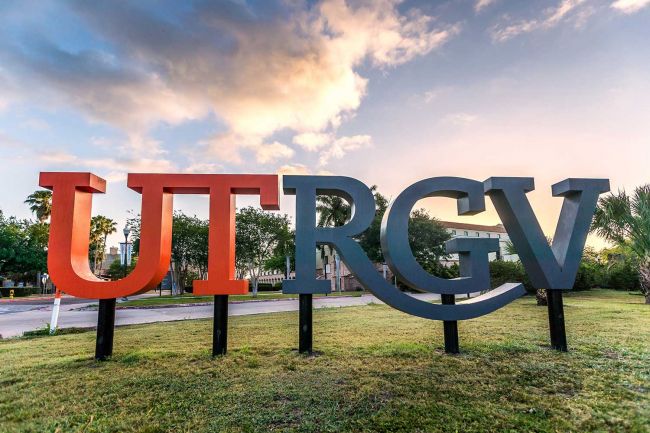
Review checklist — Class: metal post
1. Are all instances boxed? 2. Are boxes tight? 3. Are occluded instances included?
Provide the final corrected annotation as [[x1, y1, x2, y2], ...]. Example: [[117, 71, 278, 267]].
[[299, 294, 312, 354], [95, 298, 116, 360], [49, 289, 61, 334], [546, 290, 567, 352], [213, 295, 229, 356], [335, 253, 341, 293], [441, 294, 459, 354], [122, 230, 129, 278]]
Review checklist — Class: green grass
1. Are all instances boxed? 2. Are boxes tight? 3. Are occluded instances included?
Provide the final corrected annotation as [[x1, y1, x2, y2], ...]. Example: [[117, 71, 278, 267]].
[[118, 291, 364, 308], [1, 289, 648, 433]]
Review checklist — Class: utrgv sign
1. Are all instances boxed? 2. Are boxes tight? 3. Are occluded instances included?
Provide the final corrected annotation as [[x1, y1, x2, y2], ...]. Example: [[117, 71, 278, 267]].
[[40, 172, 609, 322], [41, 172, 611, 358]]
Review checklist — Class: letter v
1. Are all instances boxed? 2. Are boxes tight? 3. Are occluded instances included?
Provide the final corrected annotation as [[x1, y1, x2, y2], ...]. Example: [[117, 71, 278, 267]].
[[484, 178, 609, 290]]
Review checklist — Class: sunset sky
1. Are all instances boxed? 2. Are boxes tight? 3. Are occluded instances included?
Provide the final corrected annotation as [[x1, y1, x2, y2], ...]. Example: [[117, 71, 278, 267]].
[[0, 0, 648, 249]]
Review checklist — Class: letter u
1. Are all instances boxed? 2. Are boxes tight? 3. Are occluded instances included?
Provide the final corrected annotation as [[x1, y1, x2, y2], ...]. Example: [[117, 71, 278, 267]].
[[40, 172, 172, 299]]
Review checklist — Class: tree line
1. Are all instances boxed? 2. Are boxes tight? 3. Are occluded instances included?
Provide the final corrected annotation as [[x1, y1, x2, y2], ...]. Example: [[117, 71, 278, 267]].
[[1, 191, 120, 286], [121, 186, 452, 295], [126, 208, 294, 296]]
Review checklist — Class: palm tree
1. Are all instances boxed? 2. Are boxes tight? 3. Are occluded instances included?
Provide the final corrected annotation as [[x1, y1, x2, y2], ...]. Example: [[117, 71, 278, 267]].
[[503, 237, 551, 306], [504, 240, 517, 256], [591, 185, 650, 304], [90, 215, 117, 273], [24, 190, 52, 223], [316, 195, 350, 227], [315, 185, 382, 228], [316, 193, 351, 282]]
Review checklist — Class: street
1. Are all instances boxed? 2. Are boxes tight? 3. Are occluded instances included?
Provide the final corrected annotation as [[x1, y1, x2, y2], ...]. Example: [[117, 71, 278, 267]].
[[0, 292, 457, 339]]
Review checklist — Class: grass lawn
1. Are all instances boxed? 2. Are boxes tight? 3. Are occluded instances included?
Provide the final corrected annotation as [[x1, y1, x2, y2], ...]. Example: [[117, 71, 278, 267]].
[[118, 291, 364, 308], [1, 289, 648, 433]]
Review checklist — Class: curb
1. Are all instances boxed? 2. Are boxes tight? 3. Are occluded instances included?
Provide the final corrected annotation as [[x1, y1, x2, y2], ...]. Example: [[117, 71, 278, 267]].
[[114, 294, 367, 310]]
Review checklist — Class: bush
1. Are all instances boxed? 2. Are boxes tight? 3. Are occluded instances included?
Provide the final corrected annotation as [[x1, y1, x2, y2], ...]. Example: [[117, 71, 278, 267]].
[[573, 260, 607, 291], [605, 261, 640, 291], [489, 260, 534, 294], [428, 262, 460, 279], [255, 282, 282, 292], [0, 286, 41, 297], [106, 257, 137, 280]]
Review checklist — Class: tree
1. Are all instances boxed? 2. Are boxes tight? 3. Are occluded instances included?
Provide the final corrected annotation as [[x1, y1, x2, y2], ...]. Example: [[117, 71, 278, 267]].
[[502, 236, 551, 306], [316, 192, 353, 268], [357, 187, 389, 262], [89, 215, 117, 274], [169, 212, 208, 294], [316, 195, 350, 227], [591, 185, 650, 304], [106, 256, 137, 280], [407, 209, 452, 273], [235, 207, 292, 296], [0, 211, 48, 283], [504, 240, 517, 256], [316, 186, 387, 285], [126, 212, 142, 254], [264, 229, 295, 278], [355, 187, 450, 271], [125, 211, 209, 294], [24, 190, 52, 223]]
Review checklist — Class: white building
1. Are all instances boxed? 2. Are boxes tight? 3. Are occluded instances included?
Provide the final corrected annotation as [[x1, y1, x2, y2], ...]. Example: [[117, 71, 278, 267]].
[[439, 221, 518, 263], [257, 220, 518, 290]]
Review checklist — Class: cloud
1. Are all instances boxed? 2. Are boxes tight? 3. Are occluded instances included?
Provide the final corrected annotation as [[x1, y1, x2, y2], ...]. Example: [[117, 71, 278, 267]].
[[277, 163, 334, 175], [198, 132, 294, 165], [255, 141, 295, 164], [293, 132, 332, 152], [182, 162, 222, 174], [420, 85, 455, 104], [292, 131, 373, 166], [441, 112, 478, 126], [475, 0, 498, 13], [491, 0, 587, 42], [0, 0, 459, 166], [319, 134, 372, 165], [0, 131, 32, 149], [277, 163, 311, 175], [611, 0, 650, 13], [40, 151, 175, 182]]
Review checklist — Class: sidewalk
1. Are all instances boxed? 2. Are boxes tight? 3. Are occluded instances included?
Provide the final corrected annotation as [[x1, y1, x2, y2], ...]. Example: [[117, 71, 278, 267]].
[[0, 292, 458, 339]]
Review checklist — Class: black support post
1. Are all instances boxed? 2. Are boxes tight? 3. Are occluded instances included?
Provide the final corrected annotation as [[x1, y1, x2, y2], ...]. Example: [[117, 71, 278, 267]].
[[299, 294, 313, 354], [213, 295, 229, 356], [441, 294, 459, 354], [546, 290, 567, 352], [95, 298, 116, 361]]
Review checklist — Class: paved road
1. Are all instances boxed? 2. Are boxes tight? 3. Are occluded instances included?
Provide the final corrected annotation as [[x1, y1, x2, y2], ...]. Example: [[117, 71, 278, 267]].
[[0, 293, 464, 339]]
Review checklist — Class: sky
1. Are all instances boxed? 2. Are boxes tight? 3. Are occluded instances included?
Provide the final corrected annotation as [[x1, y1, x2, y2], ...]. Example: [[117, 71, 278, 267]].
[[0, 0, 649, 249]]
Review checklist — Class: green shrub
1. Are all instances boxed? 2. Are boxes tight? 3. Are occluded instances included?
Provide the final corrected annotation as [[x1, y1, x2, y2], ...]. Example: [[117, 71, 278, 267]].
[[428, 262, 460, 279], [255, 282, 282, 292], [489, 260, 534, 294], [605, 261, 640, 291], [0, 286, 41, 297], [573, 260, 607, 291], [106, 257, 137, 280]]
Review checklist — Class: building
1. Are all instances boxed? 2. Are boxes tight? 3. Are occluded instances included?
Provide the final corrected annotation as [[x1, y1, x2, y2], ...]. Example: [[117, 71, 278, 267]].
[[439, 221, 518, 264], [252, 220, 518, 292], [96, 246, 120, 276]]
